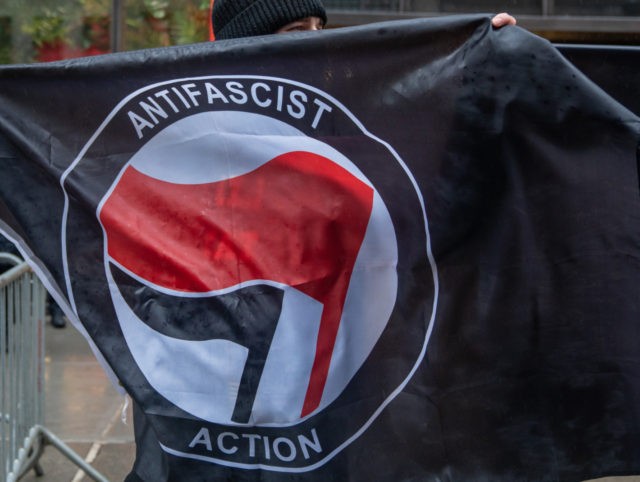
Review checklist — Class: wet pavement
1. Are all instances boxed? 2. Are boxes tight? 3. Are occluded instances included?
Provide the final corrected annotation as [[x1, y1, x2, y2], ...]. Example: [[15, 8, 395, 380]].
[[20, 320, 135, 482]]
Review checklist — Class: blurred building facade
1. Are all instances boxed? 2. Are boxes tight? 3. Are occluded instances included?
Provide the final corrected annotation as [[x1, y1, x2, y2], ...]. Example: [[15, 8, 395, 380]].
[[0, 0, 638, 64]]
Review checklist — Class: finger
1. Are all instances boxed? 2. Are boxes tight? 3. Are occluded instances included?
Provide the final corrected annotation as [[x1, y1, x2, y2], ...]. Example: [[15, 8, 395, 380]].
[[492, 12, 517, 28]]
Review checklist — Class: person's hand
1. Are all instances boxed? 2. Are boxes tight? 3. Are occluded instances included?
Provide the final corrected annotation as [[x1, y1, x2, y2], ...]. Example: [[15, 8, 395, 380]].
[[491, 12, 517, 28]]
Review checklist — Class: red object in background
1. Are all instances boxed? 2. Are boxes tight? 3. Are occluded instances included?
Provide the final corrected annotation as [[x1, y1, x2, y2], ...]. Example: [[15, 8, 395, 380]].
[[82, 15, 110, 57], [35, 41, 83, 62], [35, 40, 66, 62], [35, 16, 110, 62], [35, 42, 108, 62], [209, 0, 215, 40]]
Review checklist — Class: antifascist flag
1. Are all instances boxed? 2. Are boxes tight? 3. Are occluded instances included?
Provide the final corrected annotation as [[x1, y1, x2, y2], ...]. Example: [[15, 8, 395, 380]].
[[1, 15, 639, 481]]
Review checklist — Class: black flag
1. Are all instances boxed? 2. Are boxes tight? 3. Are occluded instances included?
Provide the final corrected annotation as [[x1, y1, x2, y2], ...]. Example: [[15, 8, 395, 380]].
[[0, 15, 639, 481]]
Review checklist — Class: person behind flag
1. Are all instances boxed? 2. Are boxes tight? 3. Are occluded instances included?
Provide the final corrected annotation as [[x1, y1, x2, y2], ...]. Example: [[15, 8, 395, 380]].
[[211, 0, 516, 40]]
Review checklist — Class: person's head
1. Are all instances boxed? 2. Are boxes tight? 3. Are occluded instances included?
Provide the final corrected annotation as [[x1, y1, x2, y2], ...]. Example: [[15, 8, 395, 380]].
[[212, 0, 327, 40]]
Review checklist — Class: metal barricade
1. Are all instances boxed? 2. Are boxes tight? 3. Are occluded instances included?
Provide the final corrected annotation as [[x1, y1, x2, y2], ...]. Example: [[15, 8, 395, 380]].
[[1, 254, 107, 482]]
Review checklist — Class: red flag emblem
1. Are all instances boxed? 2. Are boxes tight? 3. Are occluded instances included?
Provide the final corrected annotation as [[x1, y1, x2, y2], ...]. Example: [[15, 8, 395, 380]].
[[100, 150, 374, 415]]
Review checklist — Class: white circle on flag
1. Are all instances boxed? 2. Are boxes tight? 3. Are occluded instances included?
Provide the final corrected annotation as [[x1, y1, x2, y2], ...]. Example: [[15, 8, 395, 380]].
[[101, 110, 399, 425]]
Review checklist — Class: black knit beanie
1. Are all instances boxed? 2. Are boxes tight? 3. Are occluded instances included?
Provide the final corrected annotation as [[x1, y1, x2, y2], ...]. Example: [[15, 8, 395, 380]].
[[212, 0, 327, 40]]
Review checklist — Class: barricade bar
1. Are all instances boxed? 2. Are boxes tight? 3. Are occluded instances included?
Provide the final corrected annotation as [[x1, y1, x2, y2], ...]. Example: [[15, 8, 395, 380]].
[[1, 256, 107, 482]]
